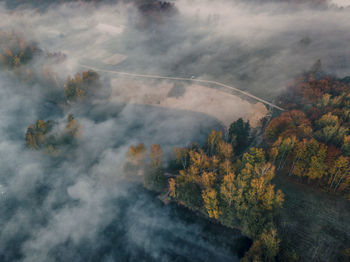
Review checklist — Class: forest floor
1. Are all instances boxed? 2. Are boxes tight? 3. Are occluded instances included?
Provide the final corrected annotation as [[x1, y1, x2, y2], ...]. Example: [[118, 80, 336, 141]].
[[273, 172, 350, 262]]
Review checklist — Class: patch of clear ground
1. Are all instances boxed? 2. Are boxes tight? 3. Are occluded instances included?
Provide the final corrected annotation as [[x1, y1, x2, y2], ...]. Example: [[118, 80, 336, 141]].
[[110, 78, 268, 128]]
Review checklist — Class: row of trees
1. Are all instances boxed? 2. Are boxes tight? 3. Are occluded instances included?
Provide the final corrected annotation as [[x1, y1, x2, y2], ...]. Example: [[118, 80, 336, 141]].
[[266, 69, 350, 198], [126, 129, 287, 261]]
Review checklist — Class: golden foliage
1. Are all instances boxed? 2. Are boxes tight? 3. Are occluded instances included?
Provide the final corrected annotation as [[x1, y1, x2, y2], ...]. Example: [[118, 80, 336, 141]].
[[64, 70, 100, 102], [202, 188, 221, 219], [127, 143, 146, 166], [169, 178, 176, 198], [220, 172, 236, 206]]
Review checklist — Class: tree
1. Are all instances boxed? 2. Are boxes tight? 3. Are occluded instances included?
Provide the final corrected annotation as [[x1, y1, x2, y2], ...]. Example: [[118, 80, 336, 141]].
[[216, 140, 234, 162], [306, 143, 327, 183], [168, 178, 176, 198], [265, 110, 312, 141], [175, 179, 202, 209], [229, 118, 250, 155], [242, 147, 266, 167], [220, 172, 236, 206], [241, 227, 280, 262], [328, 156, 350, 192], [202, 188, 221, 219], [149, 144, 163, 168], [144, 144, 166, 192], [292, 139, 319, 180], [144, 166, 167, 192], [270, 136, 298, 170], [315, 113, 347, 145], [206, 130, 223, 156], [127, 143, 146, 166], [173, 147, 189, 169], [201, 171, 216, 189], [343, 136, 350, 156]]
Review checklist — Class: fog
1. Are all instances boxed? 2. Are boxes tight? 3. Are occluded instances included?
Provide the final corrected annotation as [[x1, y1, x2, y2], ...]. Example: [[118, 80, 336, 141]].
[[0, 0, 350, 261]]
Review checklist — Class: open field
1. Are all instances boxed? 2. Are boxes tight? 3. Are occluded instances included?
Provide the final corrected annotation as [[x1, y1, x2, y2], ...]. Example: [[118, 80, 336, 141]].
[[109, 78, 268, 128]]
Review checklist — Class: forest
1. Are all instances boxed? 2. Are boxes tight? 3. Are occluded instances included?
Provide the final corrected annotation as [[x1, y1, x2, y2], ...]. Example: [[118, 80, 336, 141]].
[[3, 26, 349, 262], [268, 63, 350, 197], [125, 63, 350, 261], [126, 128, 288, 261], [0, 30, 99, 156], [1, 0, 350, 260]]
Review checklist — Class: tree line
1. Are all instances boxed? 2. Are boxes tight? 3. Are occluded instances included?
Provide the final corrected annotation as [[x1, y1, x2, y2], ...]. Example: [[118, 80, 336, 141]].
[[266, 66, 350, 198], [124, 64, 350, 261], [125, 125, 290, 261]]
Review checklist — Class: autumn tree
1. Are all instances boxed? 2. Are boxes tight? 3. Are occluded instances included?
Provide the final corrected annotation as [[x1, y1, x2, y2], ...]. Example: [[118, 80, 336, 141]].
[[270, 136, 298, 170], [220, 172, 236, 207], [149, 144, 163, 168], [267, 69, 350, 196], [242, 227, 281, 262], [202, 188, 221, 219], [328, 156, 350, 192], [141, 130, 285, 259], [126, 143, 146, 167], [173, 146, 190, 170], [265, 110, 312, 141], [306, 143, 327, 183], [205, 130, 223, 156]]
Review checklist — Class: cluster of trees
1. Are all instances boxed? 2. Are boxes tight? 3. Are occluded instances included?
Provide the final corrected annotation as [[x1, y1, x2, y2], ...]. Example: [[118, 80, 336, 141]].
[[64, 70, 101, 102], [126, 128, 286, 261], [0, 30, 69, 87], [0, 31, 101, 103], [170, 132, 285, 261], [25, 114, 81, 155], [266, 70, 350, 198], [0, 30, 40, 69]]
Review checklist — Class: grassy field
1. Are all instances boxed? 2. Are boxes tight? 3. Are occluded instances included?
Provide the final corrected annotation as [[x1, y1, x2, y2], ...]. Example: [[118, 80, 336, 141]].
[[274, 173, 350, 261]]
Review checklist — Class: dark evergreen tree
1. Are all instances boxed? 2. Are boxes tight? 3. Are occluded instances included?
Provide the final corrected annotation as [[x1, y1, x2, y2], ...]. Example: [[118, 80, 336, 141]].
[[228, 118, 251, 155]]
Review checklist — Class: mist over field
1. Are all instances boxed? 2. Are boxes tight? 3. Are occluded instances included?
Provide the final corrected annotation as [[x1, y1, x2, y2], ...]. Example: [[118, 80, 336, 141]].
[[0, 0, 350, 261]]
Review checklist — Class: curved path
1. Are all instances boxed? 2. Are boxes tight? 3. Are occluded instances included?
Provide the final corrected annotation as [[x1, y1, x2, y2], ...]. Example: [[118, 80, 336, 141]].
[[79, 64, 285, 112]]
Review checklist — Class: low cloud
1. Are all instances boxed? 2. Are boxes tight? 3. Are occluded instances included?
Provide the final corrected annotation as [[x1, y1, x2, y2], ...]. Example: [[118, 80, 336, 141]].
[[0, 0, 349, 261]]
